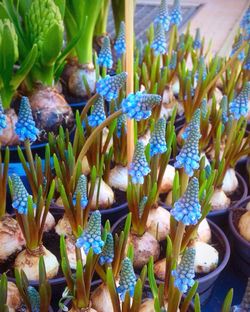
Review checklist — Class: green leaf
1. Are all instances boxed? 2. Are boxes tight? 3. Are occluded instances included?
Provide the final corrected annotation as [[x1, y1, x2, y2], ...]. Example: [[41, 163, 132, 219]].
[[106, 267, 121, 312], [54, 0, 65, 17], [194, 293, 201, 312], [180, 281, 198, 312], [221, 289, 233, 312]]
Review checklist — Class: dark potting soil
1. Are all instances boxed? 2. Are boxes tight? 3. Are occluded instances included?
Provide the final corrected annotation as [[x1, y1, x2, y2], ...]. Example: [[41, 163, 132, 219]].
[[110, 188, 127, 209]]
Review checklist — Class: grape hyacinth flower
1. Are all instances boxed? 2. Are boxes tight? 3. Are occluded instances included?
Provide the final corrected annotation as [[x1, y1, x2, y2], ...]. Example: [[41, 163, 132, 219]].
[[15, 96, 39, 142], [193, 28, 201, 50], [178, 33, 185, 51], [117, 113, 127, 138], [99, 233, 114, 265], [182, 109, 200, 140], [240, 6, 250, 40], [229, 82, 250, 120], [172, 247, 196, 293], [201, 98, 207, 119], [137, 39, 144, 64], [230, 34, 245, 61], [243, 48, 250, 70], [11, 174, 31, 215], [72, 174, 88, 209], [114, 21, 126, 58], [27, 286, 40, 312], [122, 91, 161, 121], [220, 95, 229, 124], [117, 257, 137, 301], [128, 141, 151, 184], [139, 195, 148, 218], [97, 36, 113, 69], [195, 56, 207, 82], [169, 51, 177, 70], [0, 99, 7, 134], [171, 177, 201, 225], [76, 211, 104, 255], [170, 0, 182, 26], [231, 277, 250, 311], [96, 72, 127, 102], [150, 117, 167, 156], [88, 95, 106, 127], [151, 23, 167, 55], [175, 118, 200, 176], [154, 0, 170, 31]]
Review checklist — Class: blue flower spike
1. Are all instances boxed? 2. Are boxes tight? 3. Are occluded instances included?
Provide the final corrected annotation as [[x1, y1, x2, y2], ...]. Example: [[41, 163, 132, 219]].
[[73, 174, 88, 209], [11, 174, 30, 215], [240, 6, 250, 40], [193, 28, 201, 50], [150, 117, 167, 157], [114, 21, 126, 58], [96, 72, 127, 102], [117, 257, 137, 301], [27, 286, 40, 312], [195, 56, 207, 82], [76, 211, 104, 255], [243, 48, 250, 70], [171, 177, 201, 225], [170, 0, 182, 26], [151, 23, 167, 56], [128, 141, 151, 184], [15, 96, 39, 142], [99, 233, 114, 265], [229, 82, 250, 120], [182, 108, 201, 140], [97, 36, 113, 69], [88, 95, 106, 127], [231, 277, 250, 311], [117, 113, 127, 138], [122, 91, 162, 121], [0, 98, 7, 134], [230, 34, 245, 61], [169, 51, 177, 70], [172, 247, 196, 293], [178, 33, 185, 51], [154, 0, 170, 31], [139, 196, 148, 218], [201, 98, 207, 119], [220, 95, 229, 124]]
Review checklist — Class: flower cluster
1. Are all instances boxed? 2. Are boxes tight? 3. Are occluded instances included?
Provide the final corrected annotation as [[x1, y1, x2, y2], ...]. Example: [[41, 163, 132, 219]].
[[169, 51, 177, 70], [97, 36, 113, 69], [0, 99, 6, 134], [11, 174, 30, 215], [240, 6, 250, 40], [139, 196, 148, 218], [230, 34, 245, 61], [88, 95, 106, 127], [27, 286, 40, 312], [182, 109, 200, 140], [149, 117, 167, 156], [114, 21, 126, 58], [76, 211, 104, 255], [220, 95, 229, 124], [195, 56, 207, 82], [122, 91, 161, 121], [229, 82, 250, 120], [99, 232, 114, 265], [128, 141, 150, 184], [15, 96, 39, 142], [171, 177, 201, 225], [178, 33, 185, 51], [243, 48, 250, 70], [96, 72, 127, 102], [154, 0, 170, 31], [172, 247, 196, 293], [117, 113, 127, 138], [117, 257, 137, 301], [72, 174, 88, 209], [170, 0, 182, 26], [151, 23, 167, 55], [193, 28, 201, 50], [200, 98, 207, 119]]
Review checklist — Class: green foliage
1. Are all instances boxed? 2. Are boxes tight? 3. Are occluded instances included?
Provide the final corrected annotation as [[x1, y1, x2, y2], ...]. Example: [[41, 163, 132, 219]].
[[0, 274, 9, 312], [0, 147, 9, 217]]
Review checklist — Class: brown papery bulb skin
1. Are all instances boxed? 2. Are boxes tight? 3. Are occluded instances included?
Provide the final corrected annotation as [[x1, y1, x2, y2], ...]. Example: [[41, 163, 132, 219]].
[[0, 109, 19, 146], [91, 283, 114, 312], [7, 281, 22, 312]]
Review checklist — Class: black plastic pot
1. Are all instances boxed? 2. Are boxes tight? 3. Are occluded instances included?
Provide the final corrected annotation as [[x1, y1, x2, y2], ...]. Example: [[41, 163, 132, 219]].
[[228, 196, 250, 277], [235, 156, 250, 195], [111, 215, 230, 306], [0, 211, 66, 305]]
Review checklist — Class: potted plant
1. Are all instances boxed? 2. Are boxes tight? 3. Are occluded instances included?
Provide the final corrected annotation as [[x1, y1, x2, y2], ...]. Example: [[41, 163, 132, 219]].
[[0, 273, 22, 312]]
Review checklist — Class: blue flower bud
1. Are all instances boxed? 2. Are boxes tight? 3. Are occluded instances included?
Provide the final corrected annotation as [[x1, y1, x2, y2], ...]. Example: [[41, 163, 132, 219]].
[[99, 233, 114, 265], [114, 21, 126, 58], [169, 51, 177, 70], [154, 0, 170, 31], [88, 95, 106, 127], [150, 117, 167, 156], [128, 141, 150, 184], [200, 98, 207, 119], [243, 48, 250, 70], [240, 6, 250, 40], [117, 257, 137, 301], [170, 0, 182, 26], [172, 247, 196, 293], [195, 56, 207, 82], [97, 36, 113, 69], [171, 177, 201, 225], [96, 72, 127, 102], [15, 96, 39, 142], [117, 113, 127, 138], [11, 174, 31, 215], [220, 95, 229, 124], [182, 109, 200, 141], [76, 211, 104, 255], [0, 98, 7, 134], [151, 23, 167, 56], [27, 286, 40, 312], [178, 33, 185, 51], [193, 28, 201, 50], [230, 34, 245, 61], [139, 196, 148, 217], [122, 91, 161, 121], [73, 174, 88, 209], [229, 82, 250, 120]]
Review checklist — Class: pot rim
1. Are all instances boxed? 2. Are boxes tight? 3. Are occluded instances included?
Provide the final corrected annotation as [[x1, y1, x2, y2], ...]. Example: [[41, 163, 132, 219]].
[[2, 141, 47, 152], [228, 195, 250, 249]]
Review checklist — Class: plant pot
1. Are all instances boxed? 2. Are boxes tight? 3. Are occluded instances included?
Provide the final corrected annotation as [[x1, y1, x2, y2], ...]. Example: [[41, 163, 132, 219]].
[[235, 157, 250, 195], [0, 211, 66, 305], [228, 196, 250, 277], [112, 215, 230, 306], [57, 280, 195, 312]]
